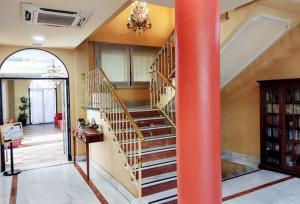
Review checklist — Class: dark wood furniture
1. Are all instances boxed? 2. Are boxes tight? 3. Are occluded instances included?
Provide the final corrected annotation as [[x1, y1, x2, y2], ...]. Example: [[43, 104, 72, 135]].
[[72, 128, 103, 180], [259, 79, 300, 177]]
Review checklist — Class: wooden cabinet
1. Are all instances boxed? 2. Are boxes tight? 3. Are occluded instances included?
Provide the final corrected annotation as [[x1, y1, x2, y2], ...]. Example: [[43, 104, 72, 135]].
[[259, 79, 300, 176]]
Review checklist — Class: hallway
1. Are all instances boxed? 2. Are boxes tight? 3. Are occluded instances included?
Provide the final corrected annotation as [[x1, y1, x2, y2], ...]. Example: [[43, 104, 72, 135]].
[[5, 124, 67, 170]]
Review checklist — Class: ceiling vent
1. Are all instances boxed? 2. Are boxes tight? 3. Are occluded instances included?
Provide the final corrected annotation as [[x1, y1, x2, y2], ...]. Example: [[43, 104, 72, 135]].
[[20, 2, 93, 28]]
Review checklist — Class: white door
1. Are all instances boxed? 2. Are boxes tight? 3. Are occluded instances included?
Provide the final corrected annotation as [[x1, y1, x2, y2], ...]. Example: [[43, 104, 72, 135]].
[[30, 88, 56, 124]]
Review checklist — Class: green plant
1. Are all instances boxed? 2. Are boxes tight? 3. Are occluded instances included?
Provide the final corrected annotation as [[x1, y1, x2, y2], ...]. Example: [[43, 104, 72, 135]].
[[18, 97, 29, 125]]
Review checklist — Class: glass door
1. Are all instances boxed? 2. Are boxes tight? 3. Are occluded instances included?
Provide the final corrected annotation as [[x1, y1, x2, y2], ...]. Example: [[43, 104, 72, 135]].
[[284, 88, 300, 169], [263, 88, 281, 166]]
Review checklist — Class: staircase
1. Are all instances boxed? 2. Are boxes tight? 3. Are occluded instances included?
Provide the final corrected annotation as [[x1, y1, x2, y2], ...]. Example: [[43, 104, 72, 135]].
[[127, 108, 177, 201], [83, 30, 177, 203]]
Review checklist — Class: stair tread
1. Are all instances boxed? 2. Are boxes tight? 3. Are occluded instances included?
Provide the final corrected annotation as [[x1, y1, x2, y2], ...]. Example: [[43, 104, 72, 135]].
[[129, 144, 176, 156], [121, 134, 176, 145], [132, 156, 176, 170], [142, 157, 177, 168], [115, 125, 173, 134], [144, 134, 176, 142], [140, 125, 173, 131], [141, 188, 178, 203], [134, 116, 165, 121], [111, 116, 165, 123], [142, 172, 177, 187], [128, 108, 159, 112], [142, 171, 177, 186]]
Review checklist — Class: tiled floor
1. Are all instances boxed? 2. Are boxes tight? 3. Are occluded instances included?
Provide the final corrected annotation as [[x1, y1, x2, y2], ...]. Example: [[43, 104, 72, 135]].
[[5, 124, 67, 170], [0, 173, 12, 204], [16, 164, 100, 204], [78, 161, 131, 204], [2, 164, 300, 204], [223, 177, 300, 204]]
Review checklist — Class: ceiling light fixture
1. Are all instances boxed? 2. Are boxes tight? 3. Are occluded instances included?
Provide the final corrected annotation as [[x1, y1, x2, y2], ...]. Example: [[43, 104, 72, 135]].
[[42, 60, 65, 85], [127, 1, 152, 32], [32, 35, 45, 42]]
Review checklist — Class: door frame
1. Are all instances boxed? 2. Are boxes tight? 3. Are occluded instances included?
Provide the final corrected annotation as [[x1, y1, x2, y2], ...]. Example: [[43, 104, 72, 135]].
[[0, 77, 72, 172]]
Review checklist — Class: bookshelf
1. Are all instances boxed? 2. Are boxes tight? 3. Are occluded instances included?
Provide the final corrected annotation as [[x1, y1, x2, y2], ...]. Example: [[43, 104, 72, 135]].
[[259, 79, 300, 176]]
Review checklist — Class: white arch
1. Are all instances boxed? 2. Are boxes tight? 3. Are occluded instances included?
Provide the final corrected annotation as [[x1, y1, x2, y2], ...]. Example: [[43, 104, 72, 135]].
[[0, 49, 68, 78]]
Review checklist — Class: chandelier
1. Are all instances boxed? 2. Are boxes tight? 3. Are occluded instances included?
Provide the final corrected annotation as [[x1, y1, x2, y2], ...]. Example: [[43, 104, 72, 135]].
[[127, 1, 152, 32], [42, 60, 65, 85]]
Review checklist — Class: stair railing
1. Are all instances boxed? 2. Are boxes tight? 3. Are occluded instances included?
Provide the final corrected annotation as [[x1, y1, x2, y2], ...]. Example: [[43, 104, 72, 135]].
[[150, 70, 176, 127], [150, 29, 175, 81], [150, 30, 176, 127], [83, 69, 143, 197]]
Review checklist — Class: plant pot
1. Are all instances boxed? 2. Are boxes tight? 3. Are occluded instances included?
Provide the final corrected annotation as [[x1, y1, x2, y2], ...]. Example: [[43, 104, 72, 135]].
[[18, 119, 27, 126]]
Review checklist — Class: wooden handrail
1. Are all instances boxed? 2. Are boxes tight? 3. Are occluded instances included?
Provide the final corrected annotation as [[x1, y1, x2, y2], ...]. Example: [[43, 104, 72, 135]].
[[98, 68, 144, 142], [150, 29, 175, 69]]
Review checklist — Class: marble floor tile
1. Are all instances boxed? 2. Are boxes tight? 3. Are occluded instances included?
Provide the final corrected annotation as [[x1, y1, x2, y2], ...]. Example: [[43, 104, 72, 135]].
[[222, 170, 288, 197], [77, 161, 131, 204], [224, 178, 300, 204], [16, 164, 100, 204]]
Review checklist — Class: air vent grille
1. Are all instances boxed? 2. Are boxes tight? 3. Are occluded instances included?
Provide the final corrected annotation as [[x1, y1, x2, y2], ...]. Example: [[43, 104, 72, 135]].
[[20, 2, 93, 28], [37, 13, 76, 27]]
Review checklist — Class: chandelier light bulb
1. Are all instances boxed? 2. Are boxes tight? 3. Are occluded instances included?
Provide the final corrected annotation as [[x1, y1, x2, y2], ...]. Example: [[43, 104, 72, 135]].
[[127, 1, 152, 32]]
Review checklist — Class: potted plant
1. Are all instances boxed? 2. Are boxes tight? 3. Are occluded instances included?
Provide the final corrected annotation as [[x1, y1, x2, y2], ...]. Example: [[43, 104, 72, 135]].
[[18, 97, 29, 126]]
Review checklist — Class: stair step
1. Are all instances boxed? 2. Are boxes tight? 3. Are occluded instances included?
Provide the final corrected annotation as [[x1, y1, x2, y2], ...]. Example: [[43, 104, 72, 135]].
[[142, 188, 178, 204], [142, 175, 177, 196], [132, 157, 177, 178], [121, 134, 176, 145], [129, 144, 176, 156], [111, 116, 166, 129], [142, 171, 177, 185], [120, 134, 176, 152], [130, 144, 176, 164], [153, 197, 177, 204], [129, 109, 161, 118], [115, 125, 173, 137], [142, 157, 177, 168]]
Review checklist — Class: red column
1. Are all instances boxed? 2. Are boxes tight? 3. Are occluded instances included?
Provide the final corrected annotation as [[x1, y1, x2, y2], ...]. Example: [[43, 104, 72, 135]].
[[175, 0, 221, 204]]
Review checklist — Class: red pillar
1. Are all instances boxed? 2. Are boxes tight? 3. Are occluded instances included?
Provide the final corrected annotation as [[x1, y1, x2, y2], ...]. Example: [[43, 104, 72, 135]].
[[175, 0, 221, 204]]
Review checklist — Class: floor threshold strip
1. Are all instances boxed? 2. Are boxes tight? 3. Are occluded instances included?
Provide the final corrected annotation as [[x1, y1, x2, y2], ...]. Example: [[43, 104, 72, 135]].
[[222, 175, 295, 202], [74, 163, 109, 204]]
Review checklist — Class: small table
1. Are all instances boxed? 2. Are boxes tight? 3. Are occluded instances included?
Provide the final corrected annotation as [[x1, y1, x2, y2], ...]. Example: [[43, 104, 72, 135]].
[[72, 128, 103, 180]]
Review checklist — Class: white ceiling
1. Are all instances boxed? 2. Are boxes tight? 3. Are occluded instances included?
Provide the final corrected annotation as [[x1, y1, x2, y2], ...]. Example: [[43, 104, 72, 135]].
[[0, 0, 257, 49], [220, 0, 300, 88], [221, 14, 291, 87], [145, 0, 255, 13], [0, 0, 127, 48]]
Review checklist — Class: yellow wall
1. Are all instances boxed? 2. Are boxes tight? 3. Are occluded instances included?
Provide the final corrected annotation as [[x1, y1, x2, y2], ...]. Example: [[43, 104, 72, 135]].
[[221, 25, 300, 157], [89, 4, 175, 47], [13, 80, 30, 124], [116, 87, 150, 102], [2, 80, 15, 122]]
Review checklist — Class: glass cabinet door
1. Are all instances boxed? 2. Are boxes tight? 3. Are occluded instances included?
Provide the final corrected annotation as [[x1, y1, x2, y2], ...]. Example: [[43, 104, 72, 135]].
[[263, 88, 281, 166], [284, 88, 300, 169]]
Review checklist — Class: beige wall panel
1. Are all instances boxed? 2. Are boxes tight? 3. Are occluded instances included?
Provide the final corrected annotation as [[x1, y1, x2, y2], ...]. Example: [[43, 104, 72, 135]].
[[222, 25, 300, 157]]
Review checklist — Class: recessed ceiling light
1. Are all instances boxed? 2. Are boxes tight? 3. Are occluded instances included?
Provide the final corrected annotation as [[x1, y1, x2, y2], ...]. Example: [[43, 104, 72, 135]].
[[32, 35, 45, 42]]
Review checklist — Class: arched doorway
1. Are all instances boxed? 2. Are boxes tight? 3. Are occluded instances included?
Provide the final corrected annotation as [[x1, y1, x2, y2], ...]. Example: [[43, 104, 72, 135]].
[[0, 49, 71, 172]]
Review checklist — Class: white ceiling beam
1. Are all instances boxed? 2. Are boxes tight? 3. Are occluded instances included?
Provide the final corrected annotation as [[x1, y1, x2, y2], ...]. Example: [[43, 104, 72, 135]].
[[144, 0, 255, 13]]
